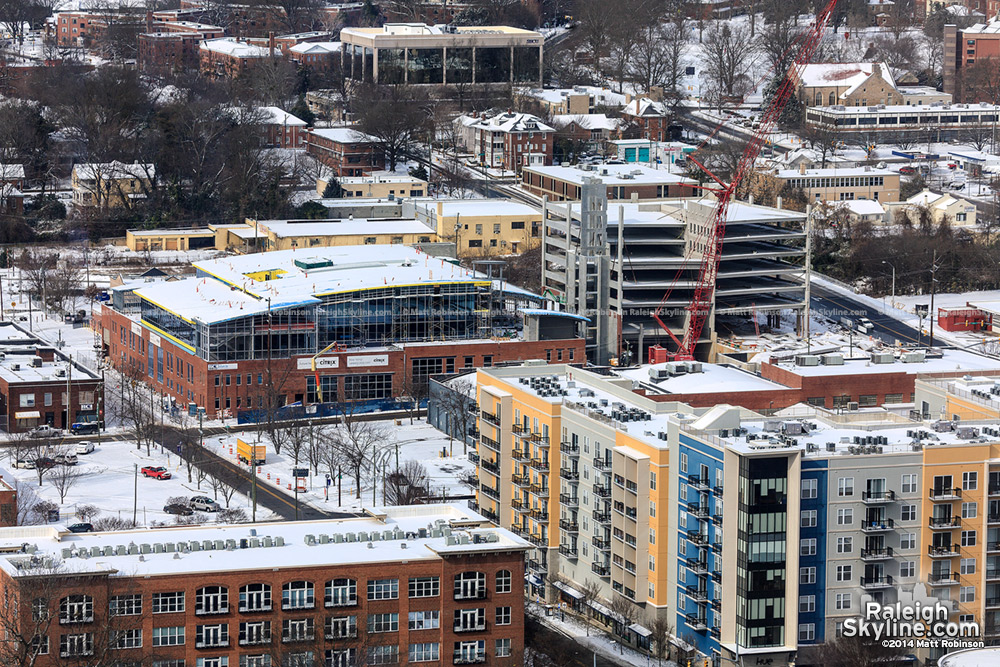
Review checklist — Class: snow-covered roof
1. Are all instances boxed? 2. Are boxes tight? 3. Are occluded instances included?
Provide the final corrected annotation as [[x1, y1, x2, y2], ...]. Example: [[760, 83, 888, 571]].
[[766, 348, 1000, 377], [775, 166, 895, 178], [308, 127, 377, 144], [288, 41, 341, 54], [939, 648, 1000, 667], [825, 199, 884, 216], [524, 163, 697, 187], [901, 189, 961, 210], [551, 113, 622, 131], [417, 199, 540, 218], [258, 106, 308, 126], [199, 37, 271, 57], [618, 362, 786, 395], [621, 97, 667, 118], [0, 504, 530, 578], [340, 172, 426, 185], [0, 164, 25, 181], [470, 112, 554, 134], [73, 162, 156, 181], [798, 62, 896, 98], [257, 218, 435, 238], [519, 86, 627, 107]]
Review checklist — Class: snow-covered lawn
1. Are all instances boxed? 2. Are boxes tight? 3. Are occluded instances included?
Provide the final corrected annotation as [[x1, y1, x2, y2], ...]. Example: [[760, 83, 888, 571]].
[[6, 438, 276, 527], [201, 418, 475, 513]]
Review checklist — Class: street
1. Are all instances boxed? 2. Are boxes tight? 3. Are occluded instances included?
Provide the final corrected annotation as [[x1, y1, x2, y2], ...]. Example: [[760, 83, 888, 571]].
[[526, 615, 626, 667], [811, 283, 939, 348]]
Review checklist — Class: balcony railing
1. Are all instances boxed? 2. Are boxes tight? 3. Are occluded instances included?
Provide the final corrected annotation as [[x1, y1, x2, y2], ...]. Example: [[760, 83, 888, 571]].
[[593, 458, 610, 471], [58, 614, 94, 626], [861, 547, 894, 561], [688, 474, 711, 492], [527, 558, 547, 573], [529, 509, 549, 522], [453, 622, 488, 633], [862, 490, 896, 503], [687, 531, 709, 546], [990, 484, 1000, 497], [325, 629, 357, 640], [990, 513, 1000, 525], [480, 435, 500, 451], [512, 423, 528, 435], [929, 516, 961, 530], [560, 494, 579, 507], [481, 459, 500, 475], [468, 452, 480, 465], [480, 410, 500, 426], [324, 596, 357, 608], [195, 606, 229, 616], [685, 586, 709, 602], [528, 458, 550, 472], [454, 588, 487, 601], [560, 442, 579, 455], [929, 487, 961, 501], [592, 536, 610, 551], [687, 557, 709, 574], [281, 632, 315, 643], [928, 571, 958, 586], [591, 562, 610, 576], [989, 541, 1000, 553], [687, 502, 710, 519], [928, 544, 959, 558], [530, 433, 550, 446], [560, 468, 579, 481], [511, 499, 528, 512], [987, 598, 1000, 609], [861, 518, 895, 532], [860, 575, 894, 589], [593, 484, 611, 498], [685, 614, 708, 631], [529, 485, 549, 498], [238, 634, 271, 645], [482, 508, 499, 524], [453, 651, 487, 664], [592, 510, 611, 524], [480, 486, 500, 501], [195, 638, 230, 648], [512, 474, 531, 487], [987, 569, 1000, 582], [238, 604, 272, 614], [510, 449, 528, 461], [559, 545, 578, 558], [559, 519, 579, 532]]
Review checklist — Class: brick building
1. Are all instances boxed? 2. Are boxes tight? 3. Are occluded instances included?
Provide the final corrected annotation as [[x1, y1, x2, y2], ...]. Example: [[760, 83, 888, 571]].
[[305, 127, 383, 177], [0, 504, 529, 666], [0, 467, 16, 527], [90, 245, 584, 419], [0, 324, 103, 432], [257, 107, 309, 149], [288, 41, 342, 71], [944, 19, 1000, 101], [137, 20, 223, 72], [521, 164, 697, 201], [455, 112, 554, 174], [199, 37, 274, 77], [620, 97, 672, 142]]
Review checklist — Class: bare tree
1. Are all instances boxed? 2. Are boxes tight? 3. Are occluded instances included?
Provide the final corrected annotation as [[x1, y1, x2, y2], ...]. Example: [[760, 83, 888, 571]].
[[207, 462, 242, 508], [437, 378, 476, 455], [607, 594, 638, 653], [385, 461, 430, 505], [13, 481, 41, 526], [353, 83, 433, 172], [332, 407, 392, 499], [48, 462, 84, 505], [650, 617, 673, 664], [577, 579, 602, 637], [116, 364, 156, 454], [702, 22, 756, 110]]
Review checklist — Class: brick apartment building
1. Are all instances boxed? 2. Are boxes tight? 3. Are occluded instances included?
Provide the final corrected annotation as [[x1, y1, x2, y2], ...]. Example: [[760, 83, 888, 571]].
[[288, 41, 342, 72], [199, 37, 275, 77], [456, 112, 554, 174], [620, 97, 672, 142], [0, 505, 529, 666], [521, 164, 698, 201], [944, 19, 1000, 101], [257, 107, 309, 149], [0, 467, 16, 527], [305, 128, 383, 177], [90, 246, 584, 419]]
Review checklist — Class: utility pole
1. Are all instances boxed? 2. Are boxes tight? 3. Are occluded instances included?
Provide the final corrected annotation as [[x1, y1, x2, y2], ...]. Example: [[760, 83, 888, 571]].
[[338, 466, 342, 505], [803, 206, 812, 351], [929, 249, 939, 348], [132, 463, 138, 525], [65, 354, 72, 430]]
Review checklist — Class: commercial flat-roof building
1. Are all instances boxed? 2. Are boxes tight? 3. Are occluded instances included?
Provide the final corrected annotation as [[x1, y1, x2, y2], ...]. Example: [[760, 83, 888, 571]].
[[252, 217, 437, 251], [340, 23, 543, 86], [752, 163, 900, 205], [0, 504, 530, 666], [804, 103, 1000, 142], [91, 245, 583, 418], [407, 199, 542, 256], [944, 19, 1000, 101], [317, 173, 428, 199], [522, 163, 698, 201]]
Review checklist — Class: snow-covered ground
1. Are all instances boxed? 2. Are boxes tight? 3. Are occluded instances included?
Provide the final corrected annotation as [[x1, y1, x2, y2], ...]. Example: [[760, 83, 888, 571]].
[[200, 418, 475, 513], [6, 438, 276, 527]]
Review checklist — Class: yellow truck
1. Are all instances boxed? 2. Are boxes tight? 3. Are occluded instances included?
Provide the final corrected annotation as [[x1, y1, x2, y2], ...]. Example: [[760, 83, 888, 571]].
[[237, 438, 267, 465]]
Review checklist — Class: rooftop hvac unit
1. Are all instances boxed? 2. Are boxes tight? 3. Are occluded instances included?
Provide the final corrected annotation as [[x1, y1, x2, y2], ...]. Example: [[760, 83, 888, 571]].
[[763, 419, 782, 432], [688, 362, 703, 373], [55, 369, 66, 378], [782, 421, 804, 436], [901, 350, 925, 364], [822, 354, 844, 366], [10, 363, 19, 371], [795, 355, 820, 367], [30, 357, 42, 368], [848, 402, 859, 411], [871, 352, 894, 364], [956, 426, 980, 439], [826, 442, 836, 451]]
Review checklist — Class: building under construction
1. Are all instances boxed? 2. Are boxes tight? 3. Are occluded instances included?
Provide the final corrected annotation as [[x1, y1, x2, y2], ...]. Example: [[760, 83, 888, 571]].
[[540, 178, 808, 363]]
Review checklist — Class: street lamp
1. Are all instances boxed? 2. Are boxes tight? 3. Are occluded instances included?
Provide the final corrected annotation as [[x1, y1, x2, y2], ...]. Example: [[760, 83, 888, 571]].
[[881, 260, 896, 310]]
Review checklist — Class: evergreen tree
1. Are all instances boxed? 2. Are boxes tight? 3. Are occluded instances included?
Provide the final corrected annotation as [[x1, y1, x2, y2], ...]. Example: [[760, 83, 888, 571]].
[[322, 177, 344, 198]]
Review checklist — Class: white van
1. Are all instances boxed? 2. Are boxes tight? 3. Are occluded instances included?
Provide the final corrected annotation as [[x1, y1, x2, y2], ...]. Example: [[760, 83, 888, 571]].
[[75, 441, 95, 455]]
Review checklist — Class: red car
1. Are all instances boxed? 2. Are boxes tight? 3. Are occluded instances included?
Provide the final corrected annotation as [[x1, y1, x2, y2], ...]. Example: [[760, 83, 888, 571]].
[[141, 466, 171, 480], [899, 166, 916, 175]]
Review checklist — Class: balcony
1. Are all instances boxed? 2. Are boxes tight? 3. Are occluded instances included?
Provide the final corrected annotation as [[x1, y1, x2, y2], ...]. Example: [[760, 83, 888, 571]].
[[527, 559, 547, 573], [593, 484, 611, 498], [560, 442, 579, 456], [528, 458, 550, 472], [686, 557, 709, 574], [454, 588, 487, 601], [687, 531, 709, 546], [529, 509, 549, 522], [928, 544, 959, 558], [592, 510, 611, 524], [990, 541, 1000, 553], [282, 632, 315, 643], [481, 459, 500, 475], [686, 586, 709, 603], [711, 598, 722, 611], [559, 518, 579, 533], [510, 448, 528, 462], [481, 508, 499, 524], [480, 486, 500, 501], [592, 562, 610, 576], [990, 513, 1000, 525], [929, 516, 961, 530], [710, 625, 721, 639], [480, 435, 500, 452], [324, 596, 357, 608], [988, 569, 1000, 582], [560, 468, 580, 481], [529, 485, 549, 498], [928, 571, 958, 586], [453, 622, 488, 633], [711, 570, 721, 583], [530, 433, 550, 447], [238, 604, 272, 614], [511, 499, 528, 513], [860, 575, 894, 589], [592, 536, 610, 551], [593, 457, 610, 471], [512, 423, 528, 436], [195, 606, 229, 616], [195, 639, 230, 648], [685, 614, 708, 631], [58, 614, 94, 626], [454, 651, 487, 665], [862, 490, 896, 504], [861, 547, 894, 561], [929, 487, 961, 501], [512, 474, 531, 488], [239, 633, 271, 646], [468, 452, 479, 465], [861, 518, 895, 533], [990, 484, 1000, 497], [688, 474, 711, 492], [687, 502, 711, 519], [480, 410, 500, 426], [325, 629, 357, 640], [559, 545, 578, 559], [560, 493, 579, 506]]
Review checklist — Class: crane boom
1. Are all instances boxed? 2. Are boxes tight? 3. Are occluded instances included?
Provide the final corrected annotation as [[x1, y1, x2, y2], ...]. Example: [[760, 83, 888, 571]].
[[652, 0, 840, 361]]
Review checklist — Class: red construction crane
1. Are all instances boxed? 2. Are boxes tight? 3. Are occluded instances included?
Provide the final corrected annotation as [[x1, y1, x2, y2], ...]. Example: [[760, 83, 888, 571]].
[[650, 0, 840, 362]]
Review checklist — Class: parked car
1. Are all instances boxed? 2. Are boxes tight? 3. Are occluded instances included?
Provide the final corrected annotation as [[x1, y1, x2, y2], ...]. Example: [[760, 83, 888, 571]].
[[67, 523, 93, 533], [53, 452, 78, 466], [71, 422, 99, 435], [35, 457, 57, 470], [13, 458, 35, 469], [899, 166, 916, 175], [30, 425, 61, 438], [190, 496, 220, 512], [75, 441, 95, 455], [163, 503, 193, 516], [141, 466, 171, 480]]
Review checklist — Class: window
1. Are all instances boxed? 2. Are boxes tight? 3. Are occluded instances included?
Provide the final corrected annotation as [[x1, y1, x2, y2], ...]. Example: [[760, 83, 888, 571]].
[[837, 508, 853, 525], [799, 624, 816, 642], [368, 613, 399, 634], [900, 561, 915, 577], [800, 567, 816, 585], [110, 594, 142, 617], [326, 649, 356, 667], [282, 581, 314, 610], [800, 595, 816, 613], [326, 579, 357, 607], [32, 598, 49, 622], [326, 615, 357, 639], [838, 477, 854, 497], [367, 579, 398, 601], [964, 471, 978, 490], [454, 608, 486, 632], [800, 538, 817, 556], [801, 510, 817, 528], [962, 530, 978, 547], [367, 645, 399, 665], [454, 572, 486, 599], [59, 633, 93, 657], [408, 577, 440, 598], [30, 635, 49, 655], [801, 478, 817, 499], [836, 565, 852, 582], [901, 532, 916, 550], [282, 618, 315, 642], [409, 643, 440, 662], [152, 626, 185, 647], [837, 536, 853, 554], [239, 656, 272, 667], [835, 593, 851, 610], [197, 659, 229, 667], [240, 584, 272, 612], [409, 610, 440, 630], [901, 504, 916, 521], [963, 502, 978, 519], [496, 638, 512, 658], [496, 607, 511, 626], [901, 474, 917, 494], [960, 586, 975, 603], [680, 453, 688, 473], [961, 558, 976, 575], [195, 587, 228, 615], [19, 394, 35, 407], [59, 595, 94, 624], [195, 624, 229, 648], [113, 629, 142, 649], [152, 592, 185, 614], [238, 620, 271, 645], [495, 570, 512, 593]]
